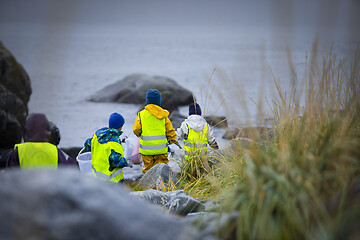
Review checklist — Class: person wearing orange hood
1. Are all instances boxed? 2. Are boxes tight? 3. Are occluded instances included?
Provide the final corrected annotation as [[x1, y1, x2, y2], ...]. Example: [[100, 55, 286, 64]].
[[133, 89, 178, 174]]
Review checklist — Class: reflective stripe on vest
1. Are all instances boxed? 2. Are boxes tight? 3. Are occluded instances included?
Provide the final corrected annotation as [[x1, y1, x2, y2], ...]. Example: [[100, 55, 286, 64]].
[[91, 135, 124, 182], [141, 135, 166, 141], [15, 142, 58, 169], [92, 166, 123, 180], [139, 109, 168, 155], [183, 125, 208, 160]]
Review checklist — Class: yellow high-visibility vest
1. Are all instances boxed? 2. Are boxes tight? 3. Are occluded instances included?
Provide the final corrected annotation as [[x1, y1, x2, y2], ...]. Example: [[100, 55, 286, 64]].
[[15, 142, 58, 169], [139, 109, 168, 155], [91, 135, 124, 183], [183, 125, 208, 160]]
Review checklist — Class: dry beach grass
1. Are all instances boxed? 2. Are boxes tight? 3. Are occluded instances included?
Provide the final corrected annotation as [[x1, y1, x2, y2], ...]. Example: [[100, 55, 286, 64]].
[[176, 42, 360, 239]]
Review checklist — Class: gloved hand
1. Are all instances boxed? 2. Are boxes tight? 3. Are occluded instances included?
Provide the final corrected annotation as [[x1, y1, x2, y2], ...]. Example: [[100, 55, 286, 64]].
[[121, 135, 128, 143], [127, 159, 134, 168]]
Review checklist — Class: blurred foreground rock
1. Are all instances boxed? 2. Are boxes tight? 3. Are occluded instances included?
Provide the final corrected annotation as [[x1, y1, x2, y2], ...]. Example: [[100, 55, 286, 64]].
[[0, 168, 198, 240], [137, 163, 179, 190], [0, 41, 32, 148], [184, 211, 238, 240], [88, 73, 193, 112], [130, 189, 205, 216]]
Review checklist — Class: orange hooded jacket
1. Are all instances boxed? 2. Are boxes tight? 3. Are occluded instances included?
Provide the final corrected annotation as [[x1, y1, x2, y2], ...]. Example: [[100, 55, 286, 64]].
[[133, 104, 178, 144]]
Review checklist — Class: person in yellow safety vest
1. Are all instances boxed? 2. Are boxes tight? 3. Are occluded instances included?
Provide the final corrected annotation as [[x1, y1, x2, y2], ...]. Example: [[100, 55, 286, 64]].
[[84, 112, 132, 183], [176, 103, 219, 160], [6, 113, 76, 168], [133, 89, 178, 175]]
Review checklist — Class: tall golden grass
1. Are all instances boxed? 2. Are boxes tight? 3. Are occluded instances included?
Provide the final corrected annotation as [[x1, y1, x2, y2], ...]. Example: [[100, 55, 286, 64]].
[[181, 42, 360, 239]]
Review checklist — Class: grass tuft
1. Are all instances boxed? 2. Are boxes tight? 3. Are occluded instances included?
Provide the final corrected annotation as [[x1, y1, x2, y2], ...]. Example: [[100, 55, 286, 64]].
[[179, 43, 360, 239]]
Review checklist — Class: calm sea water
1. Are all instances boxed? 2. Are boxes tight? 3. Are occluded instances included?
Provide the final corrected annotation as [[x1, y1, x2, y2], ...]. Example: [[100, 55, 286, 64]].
[[1, 1, 358, 148]]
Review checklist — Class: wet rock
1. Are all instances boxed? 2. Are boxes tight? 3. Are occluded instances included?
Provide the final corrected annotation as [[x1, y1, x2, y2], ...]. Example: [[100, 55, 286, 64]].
[[169, 111, 187, 129], [0, 41, 32, 148], [222, 128, 240, 140], [88, 73, 194, 112], [164, 190, 205, 215], [130, 189, 205, 216], [223, 127, 273, 140], [122, 164, 143, 185], [204, 116, 228, 128], [61, 146, 83, 163], [137, 163, 179, 191], [184, 211, 238, 240], [0, 168, 198, 240]]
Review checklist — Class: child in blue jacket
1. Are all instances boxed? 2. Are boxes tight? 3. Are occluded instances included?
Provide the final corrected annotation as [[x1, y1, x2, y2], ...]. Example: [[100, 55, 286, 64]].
[[84, 112, 131, 182]]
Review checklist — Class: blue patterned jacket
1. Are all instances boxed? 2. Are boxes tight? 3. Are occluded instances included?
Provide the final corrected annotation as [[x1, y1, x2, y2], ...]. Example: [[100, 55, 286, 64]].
[[84, 127, 128, 171]]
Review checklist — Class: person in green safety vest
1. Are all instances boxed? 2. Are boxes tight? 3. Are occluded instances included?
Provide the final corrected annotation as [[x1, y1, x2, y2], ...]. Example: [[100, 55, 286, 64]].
[[133, 89, 178, 174], [84, 112, 131, 183], [176, 103, 219, 160], [6, 113, 76, 168]]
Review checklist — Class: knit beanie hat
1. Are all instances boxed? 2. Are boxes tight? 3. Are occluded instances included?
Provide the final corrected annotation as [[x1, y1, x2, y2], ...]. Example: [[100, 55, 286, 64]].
[[189, 103, 202, 116], [109, 112, 125, 129], [146, 89, 161, 106]]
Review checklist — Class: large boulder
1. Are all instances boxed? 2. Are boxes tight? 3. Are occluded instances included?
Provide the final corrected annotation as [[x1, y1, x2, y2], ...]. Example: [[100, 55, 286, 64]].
[[88, 74, 193, 111], [0, 41, 32, 148], [130, 189, 205, 216], [137, 163, 179, 191], [0, 168, 198, 240]]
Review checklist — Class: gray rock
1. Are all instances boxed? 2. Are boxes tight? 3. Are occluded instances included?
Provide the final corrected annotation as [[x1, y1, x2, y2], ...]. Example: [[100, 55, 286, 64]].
[[61, 146, 83, 163], [137, 163, 179, 190], [164, 190, 205, 216], [88, 73, 194, 111], [0, 168, 198, 240], [169, 111, 187, 129], [130, 189, 205, 216], [204, 116, 228, 128], [122, 164, 143, 185], [131, 189, 170, 208], [0, 41, 32, 148], [222, 127, 273, 140], [183, 211, 238, 240]]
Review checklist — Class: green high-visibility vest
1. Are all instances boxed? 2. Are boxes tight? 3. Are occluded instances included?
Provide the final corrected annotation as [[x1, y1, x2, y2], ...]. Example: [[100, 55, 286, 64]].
[[183, 125, 208, 160], [15, 142, 58, 169], [91, 135, 124, 183], [139, 109, 168, 155]]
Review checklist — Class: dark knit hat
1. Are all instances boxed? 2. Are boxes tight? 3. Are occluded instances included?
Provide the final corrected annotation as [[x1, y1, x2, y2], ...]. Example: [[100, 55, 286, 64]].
[[109, 112, 125, 129], [189, 103, 202, 116], [146, 89, 161, 106]]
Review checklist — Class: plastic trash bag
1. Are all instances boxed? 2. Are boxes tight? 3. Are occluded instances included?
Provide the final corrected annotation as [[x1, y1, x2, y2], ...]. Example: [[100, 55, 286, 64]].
[[123, 137, 141, 165]]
